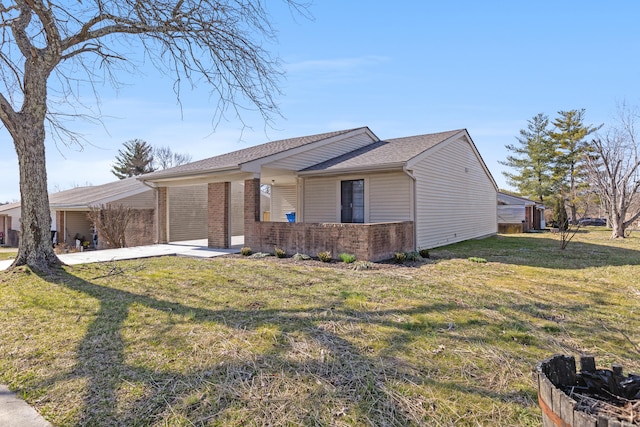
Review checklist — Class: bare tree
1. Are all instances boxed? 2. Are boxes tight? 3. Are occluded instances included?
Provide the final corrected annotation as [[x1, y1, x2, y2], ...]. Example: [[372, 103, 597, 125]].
[[87, 204, 132, 249], [0, 0, 306, 271], [585, 103, 640, 238], [153, 146, 192, 170]]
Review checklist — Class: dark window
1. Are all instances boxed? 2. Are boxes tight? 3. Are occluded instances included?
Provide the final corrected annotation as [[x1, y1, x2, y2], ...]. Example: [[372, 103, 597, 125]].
[[341, 179, 364, 223]]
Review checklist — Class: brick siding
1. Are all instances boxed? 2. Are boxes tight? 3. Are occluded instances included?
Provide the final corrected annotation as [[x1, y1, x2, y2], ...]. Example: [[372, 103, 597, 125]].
[[208, 182, 230, 248], [249, 221, 414, 262]]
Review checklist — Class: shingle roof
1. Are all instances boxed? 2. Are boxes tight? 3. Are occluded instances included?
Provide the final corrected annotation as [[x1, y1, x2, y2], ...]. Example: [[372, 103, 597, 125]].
[[141, 127, 367, 180], [302, 129, 463, 172], [48, 177, 150, 208]]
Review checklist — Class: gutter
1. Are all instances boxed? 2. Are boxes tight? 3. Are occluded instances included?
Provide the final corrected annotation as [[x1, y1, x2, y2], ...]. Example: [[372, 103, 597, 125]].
[[403, 165, 418, 251]]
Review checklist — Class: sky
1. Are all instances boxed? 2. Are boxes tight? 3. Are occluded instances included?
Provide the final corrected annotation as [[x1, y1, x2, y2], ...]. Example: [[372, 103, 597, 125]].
[[2, 1, 640, 202]]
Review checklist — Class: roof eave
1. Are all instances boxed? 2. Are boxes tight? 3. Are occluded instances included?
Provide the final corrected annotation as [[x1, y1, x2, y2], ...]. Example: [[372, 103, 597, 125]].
[[298, 162, 406, 177]]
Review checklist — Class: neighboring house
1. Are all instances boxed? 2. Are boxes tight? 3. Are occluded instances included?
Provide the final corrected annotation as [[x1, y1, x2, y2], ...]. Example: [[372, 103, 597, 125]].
[[140, 127, 498, 261], [0, 178, 155, 248], [0, 201, 22, 247], [51, 178, 156, 248], [497, 192, 545, 233], [1, 177, 270, 248]]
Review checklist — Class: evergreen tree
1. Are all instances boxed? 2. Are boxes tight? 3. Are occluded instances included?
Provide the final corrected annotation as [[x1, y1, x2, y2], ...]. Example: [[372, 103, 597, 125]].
[[111, 139, 156, 179], [551, 195, 569, 230], [500, 113, 555, 204], [548, 109, 601, 223]]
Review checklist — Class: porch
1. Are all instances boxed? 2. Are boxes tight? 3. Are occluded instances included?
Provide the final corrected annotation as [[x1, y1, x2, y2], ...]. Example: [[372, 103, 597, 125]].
[[156, 179, 414, 262]]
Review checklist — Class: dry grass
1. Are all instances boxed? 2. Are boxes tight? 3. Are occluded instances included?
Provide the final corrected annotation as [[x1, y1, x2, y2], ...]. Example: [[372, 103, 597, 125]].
[[0, 228, 639, 426]]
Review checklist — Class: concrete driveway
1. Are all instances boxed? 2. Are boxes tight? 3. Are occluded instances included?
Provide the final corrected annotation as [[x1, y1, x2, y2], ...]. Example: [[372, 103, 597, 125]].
[[0, 239, 241, 271]]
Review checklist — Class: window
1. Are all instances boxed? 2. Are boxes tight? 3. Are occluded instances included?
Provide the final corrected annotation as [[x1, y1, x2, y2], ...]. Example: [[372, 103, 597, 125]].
[[341, 179, 364, 223]]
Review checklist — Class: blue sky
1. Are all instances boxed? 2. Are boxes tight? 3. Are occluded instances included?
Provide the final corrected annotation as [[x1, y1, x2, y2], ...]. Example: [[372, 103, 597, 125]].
[[1, 1, 639, 202]]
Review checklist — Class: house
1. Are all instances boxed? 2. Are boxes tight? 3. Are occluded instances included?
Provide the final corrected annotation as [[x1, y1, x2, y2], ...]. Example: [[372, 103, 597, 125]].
[[0, 178, 155, 248], [140, 127, 498, 261], [0, 201, 22, 247], [1, 177, 270, 248], [497, 192, 545, 233]]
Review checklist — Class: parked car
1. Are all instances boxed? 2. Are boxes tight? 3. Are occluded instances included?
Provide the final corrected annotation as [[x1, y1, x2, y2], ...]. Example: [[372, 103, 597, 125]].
[[578, 217, 606, 226]]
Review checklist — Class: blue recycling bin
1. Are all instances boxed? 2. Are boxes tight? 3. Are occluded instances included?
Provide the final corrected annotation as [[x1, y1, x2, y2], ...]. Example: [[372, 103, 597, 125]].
[[286, 212, 296, 223]]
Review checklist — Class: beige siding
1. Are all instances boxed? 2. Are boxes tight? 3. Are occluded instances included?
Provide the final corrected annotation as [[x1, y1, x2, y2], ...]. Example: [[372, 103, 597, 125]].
[[303, 172, 412, 224], [413, 137, 497, 249], [63, 211, 92, 244], [111, 189, 154, 209], [169, 185, 208, 241], [369, 172, 412, 222], [271, 185, 297, 222], [303, 177, 338, 222], [230, 181, 244, 236], [266, 134, 375, 171]]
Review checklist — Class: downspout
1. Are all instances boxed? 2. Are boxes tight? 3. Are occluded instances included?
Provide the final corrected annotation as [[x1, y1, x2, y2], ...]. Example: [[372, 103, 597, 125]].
[[403, 166, 417, 251], [140, 179, 161, 244]]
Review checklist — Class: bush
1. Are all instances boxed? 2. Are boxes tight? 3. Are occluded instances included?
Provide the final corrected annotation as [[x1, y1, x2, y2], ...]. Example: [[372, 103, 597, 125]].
[[317, 251, 332, 262], [393, 252, 406, 264], [468, 257, 487, 263], [339, 253, 356, 263], [274, 247, 286, 258], [405, 251, 421, 262], [419, 248, 430, 258], [240, 247, 252, 256]]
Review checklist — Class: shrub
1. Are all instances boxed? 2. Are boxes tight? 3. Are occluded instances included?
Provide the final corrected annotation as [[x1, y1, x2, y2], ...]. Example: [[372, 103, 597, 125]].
[[393, 252, 406, 264], [240, 247, 252, 256], [419, 248, 430, 259], [317, 251, 332, 262], [339, 253, 356, 263], [468, 257, 487, 263], [274, 247, 286, 258], [405, 251, 421, 262]]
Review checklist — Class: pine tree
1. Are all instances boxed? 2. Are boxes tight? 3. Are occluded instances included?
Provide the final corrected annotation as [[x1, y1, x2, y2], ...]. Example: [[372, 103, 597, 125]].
[[548, 110, 601, 223], [111, 139, 156, 179], [500, 113, 556, 204]]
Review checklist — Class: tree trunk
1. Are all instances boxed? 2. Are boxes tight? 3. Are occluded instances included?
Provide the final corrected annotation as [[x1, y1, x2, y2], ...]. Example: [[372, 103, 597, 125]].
[[11, 119, 61, 272], [610, 217, 625, 239]]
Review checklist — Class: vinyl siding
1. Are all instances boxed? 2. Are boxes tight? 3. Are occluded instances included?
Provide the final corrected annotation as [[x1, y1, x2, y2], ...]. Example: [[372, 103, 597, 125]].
[[168, 185, 208, 241], [230, 182, 244, 236], [303, 177, 338, 222], [303, 172, 412, 223], [111, 189, 155, 209], [271, 185, 297, 222], [498, 205, 525, 224], [413, 136, 497, 249], [266, 134, 376, 171], [63, 211, 92, 244], [369, 172, 412, 222]]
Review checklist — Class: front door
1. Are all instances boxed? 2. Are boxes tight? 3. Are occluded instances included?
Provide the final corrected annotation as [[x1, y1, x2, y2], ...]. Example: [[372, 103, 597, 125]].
[[341, 179, 364, 223]]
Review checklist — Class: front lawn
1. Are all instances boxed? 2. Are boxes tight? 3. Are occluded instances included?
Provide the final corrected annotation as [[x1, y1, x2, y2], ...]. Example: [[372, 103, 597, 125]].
[[1, 229, 638, 426]]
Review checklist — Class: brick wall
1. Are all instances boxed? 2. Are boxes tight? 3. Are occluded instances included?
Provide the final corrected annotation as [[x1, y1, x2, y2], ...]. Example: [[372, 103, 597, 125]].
[[208, 182, 230, 248], [124, 209, 155, 247], [250, 221, 414, 262]]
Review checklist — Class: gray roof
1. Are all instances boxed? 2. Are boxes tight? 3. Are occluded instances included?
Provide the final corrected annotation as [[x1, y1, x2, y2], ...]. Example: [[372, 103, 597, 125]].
[[497, 192, 541, 206], [302, 129, 463, 172], [0, 177, 150, 211], [141, 127, 367, 180], [48, 177, 150, 208]]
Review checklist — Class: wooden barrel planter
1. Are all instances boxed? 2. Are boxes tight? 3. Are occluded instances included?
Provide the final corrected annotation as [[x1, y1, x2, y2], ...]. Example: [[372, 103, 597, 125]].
[[536, 354, 640, 426]]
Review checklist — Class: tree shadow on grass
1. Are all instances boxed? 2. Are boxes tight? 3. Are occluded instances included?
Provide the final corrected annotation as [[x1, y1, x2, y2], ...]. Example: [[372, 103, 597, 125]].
[[25, 263, 566, 426]]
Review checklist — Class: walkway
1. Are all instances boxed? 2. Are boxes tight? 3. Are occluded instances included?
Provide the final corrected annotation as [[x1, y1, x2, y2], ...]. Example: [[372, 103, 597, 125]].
[[0, 238, 242, 271]]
